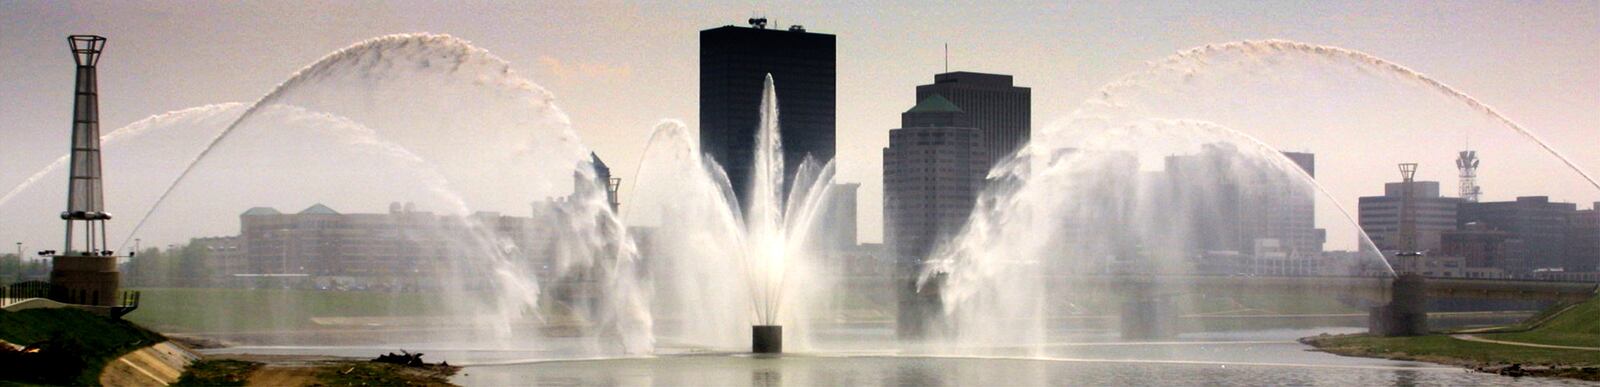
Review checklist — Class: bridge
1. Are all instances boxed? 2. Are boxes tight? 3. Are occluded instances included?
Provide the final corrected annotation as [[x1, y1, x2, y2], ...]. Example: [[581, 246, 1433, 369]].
[[1038, 274, 1597, 338]]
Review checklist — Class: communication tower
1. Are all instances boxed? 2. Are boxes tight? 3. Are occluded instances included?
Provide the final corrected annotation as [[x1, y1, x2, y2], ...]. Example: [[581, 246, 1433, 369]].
[[1456, 150, 1481, 202]]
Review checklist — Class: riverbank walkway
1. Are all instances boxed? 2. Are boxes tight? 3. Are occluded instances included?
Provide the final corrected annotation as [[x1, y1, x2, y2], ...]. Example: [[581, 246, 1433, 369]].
[[1451, 334, 1600, 352]]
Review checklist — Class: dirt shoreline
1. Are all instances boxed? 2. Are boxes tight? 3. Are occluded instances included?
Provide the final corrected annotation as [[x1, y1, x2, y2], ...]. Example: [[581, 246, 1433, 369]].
[[188, 351, 460, 386], [1300, 335, 1600, 381]]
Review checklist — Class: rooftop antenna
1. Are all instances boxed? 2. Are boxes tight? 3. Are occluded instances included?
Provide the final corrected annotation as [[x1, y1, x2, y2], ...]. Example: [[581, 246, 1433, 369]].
[[944, 43, 949, 73]]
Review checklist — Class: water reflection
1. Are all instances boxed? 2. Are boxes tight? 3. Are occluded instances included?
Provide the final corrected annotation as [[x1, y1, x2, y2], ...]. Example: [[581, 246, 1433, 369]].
[[453, 355, 1585, 386]]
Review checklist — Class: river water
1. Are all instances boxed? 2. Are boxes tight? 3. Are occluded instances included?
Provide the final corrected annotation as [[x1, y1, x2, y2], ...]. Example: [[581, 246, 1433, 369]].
[[204, 327, 1586, 386]]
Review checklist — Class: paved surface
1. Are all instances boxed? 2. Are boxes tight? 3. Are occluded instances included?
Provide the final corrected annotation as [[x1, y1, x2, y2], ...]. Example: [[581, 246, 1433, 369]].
[[1452, 334, 1600, 351], [99, 342, 200, 387]]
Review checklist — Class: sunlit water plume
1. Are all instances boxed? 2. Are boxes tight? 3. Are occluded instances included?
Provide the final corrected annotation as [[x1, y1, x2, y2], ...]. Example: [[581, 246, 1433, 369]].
[[923, 118, 1391, 354], [625, 75, 838, 351], [119, 34, 650, 353], [1077, 39, 1599, 193], [0, 103, 246, 248]]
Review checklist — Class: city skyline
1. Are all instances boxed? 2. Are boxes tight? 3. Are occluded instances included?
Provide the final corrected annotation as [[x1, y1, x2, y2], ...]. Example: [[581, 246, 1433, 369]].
[[5, 5, 1600, 383], [2, 2, 1597, 251]]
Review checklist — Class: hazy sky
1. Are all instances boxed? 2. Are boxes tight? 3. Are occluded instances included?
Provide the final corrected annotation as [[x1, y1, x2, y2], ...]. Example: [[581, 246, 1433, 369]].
[[2, 1, 1597, 250]]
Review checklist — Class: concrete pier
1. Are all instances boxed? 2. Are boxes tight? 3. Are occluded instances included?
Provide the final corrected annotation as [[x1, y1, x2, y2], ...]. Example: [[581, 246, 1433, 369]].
[[1369, 273, 1429, 336], [1120, 278, 1175, 340]]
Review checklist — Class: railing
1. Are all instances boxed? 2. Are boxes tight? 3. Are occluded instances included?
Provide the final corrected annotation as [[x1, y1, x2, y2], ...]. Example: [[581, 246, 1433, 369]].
[[111, 290, 141, 318], [119, 290, 140, 309], [1, 281, 52, 308]]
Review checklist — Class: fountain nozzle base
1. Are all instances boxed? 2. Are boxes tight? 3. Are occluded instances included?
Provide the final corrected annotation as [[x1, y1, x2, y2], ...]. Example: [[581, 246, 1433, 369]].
[[753, 325, 782, 354]]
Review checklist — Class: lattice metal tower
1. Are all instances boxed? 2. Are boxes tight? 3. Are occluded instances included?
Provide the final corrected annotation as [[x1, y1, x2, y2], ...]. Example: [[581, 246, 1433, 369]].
[[50, 35, 126, 308], [62, 35, 111, 254], [1456, 150, 1481, 202], [1396, 163, 1419, 254]]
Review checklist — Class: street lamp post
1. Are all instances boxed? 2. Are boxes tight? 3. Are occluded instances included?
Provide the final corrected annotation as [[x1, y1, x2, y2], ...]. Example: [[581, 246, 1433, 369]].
[[10, 242, 19, 283]]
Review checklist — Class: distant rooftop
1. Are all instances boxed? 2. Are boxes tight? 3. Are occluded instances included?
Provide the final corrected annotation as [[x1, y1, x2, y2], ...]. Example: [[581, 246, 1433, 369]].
[[703, 17, 830, 36], [906, 94, 963, 114], [589, 152, 609, 171], [298, 203, 340, 215], [241, 207, 280, 216], [932, 71, 1018, 88]]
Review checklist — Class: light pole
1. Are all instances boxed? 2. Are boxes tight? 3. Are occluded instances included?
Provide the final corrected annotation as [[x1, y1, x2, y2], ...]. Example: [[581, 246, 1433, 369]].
[[10, 242, 19, 282]]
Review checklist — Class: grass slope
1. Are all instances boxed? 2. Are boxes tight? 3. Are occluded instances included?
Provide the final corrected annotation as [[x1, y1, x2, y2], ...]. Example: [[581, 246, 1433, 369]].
[[173, 359, 260, 386], [0, 308, 166, 385], [1489, 295, 1600, 347], [1308, 334, 1600, 366]]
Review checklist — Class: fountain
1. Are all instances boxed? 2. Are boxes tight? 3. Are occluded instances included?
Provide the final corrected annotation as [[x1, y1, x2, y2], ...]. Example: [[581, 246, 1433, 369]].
[[94, 33, 652, 353], [920, 117, 1394, 351], [3, 31, 1590, 384], [1077, 39, 1600, 193], [627, 74, 838, 354]]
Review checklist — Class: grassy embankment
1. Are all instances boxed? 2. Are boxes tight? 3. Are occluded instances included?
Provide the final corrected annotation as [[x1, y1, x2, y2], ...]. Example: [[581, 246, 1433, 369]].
[[1488, 296, 1600, 347], [172, 359, 259, 386], [0, 308, 167, 385], [1305, 294, 1600, 380]]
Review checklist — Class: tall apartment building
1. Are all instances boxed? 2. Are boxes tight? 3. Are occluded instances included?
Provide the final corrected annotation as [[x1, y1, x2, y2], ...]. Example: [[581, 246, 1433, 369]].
[[700, 19, 836, 205], [1358, 181, 1463, 253], [915, 72, 1030, 170], [884, 94, 987, 337]]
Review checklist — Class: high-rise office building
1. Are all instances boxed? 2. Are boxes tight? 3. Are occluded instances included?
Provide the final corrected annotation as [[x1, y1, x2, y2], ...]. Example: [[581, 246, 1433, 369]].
[[1458, 196, 1578, 272], [700, 19, 836, 205], [1358, 180, 1463, 253], [915, 72, 1030, 169], [819, 182, 860, 251], [1567, 203, 1600, 272], [884, 94, 987, 337], [1441, 222, 1516, 278], [1164, 146, 1325, 257]]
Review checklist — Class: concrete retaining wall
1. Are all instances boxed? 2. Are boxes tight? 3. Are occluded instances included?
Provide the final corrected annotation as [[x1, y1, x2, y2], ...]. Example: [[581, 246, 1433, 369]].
[[98, 342, 199, 387]]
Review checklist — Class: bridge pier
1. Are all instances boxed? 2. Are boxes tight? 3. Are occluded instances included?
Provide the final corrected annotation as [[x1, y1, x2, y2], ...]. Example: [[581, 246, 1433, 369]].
[[1369, 273, 1428, 336], [1120, 279, 1175, 340], [896, 272, 946, 340]]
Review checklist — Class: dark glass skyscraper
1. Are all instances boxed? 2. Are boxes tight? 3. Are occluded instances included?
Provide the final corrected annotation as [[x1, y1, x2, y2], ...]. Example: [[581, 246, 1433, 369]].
[[700, 20, 836, 205], [915, 72, 1030, 169]]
